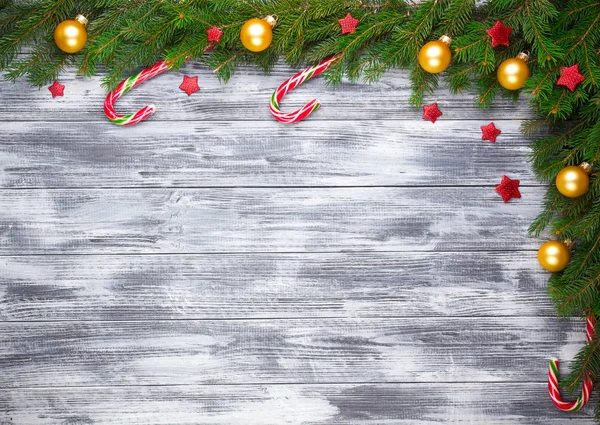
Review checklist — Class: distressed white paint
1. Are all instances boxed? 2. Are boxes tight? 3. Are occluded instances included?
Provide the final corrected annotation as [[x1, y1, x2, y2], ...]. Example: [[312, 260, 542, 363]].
[[0, 62, 591, 424]]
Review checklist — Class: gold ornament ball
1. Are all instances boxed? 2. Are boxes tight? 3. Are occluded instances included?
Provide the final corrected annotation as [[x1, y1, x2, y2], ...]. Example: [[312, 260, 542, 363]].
[[418, 36, 452, 74], [497, 53, 530, 90], [538, 240, 571, 272], [556, 164, 591, 198], [240, 16, 275, 52], [54, 15, 88, 54]]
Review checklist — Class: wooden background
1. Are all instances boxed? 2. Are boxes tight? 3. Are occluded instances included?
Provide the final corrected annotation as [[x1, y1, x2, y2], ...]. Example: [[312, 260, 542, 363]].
[[0, 62, 595, 424]]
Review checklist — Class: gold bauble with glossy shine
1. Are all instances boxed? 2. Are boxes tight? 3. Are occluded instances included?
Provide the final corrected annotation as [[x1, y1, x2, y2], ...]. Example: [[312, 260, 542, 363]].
[[497, 54, 530, 90], [538, 241, 570, 272], [240, 17, 275, 52], [418, 36, 452, 74], [54, 15, 88, 54], [556, 164, 590, 198]]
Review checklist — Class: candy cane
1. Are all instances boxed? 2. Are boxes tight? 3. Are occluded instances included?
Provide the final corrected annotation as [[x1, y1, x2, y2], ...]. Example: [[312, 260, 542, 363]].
[[270, 55, 340, 123], [104, 60, 173, 126], [548, 315, 595, 411]]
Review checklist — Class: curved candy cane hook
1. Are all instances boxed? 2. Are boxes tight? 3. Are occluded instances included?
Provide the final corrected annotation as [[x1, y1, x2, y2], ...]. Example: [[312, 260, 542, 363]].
[[548, 315, 595, 411], [104, 35, 220, 126], [104, 60, 173, 126], [270, 55, 340, 123]]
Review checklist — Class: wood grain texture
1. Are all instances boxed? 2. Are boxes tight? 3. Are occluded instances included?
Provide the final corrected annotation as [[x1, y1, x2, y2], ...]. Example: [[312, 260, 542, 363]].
[[0, 120, 538, 189], [0, 317, 586, 387], [0, 61, 574, 424], [0, 187, 543, 254], [0, 383, 593, 424], [0, 62, 534, 123], [1, 252, 552, 321]]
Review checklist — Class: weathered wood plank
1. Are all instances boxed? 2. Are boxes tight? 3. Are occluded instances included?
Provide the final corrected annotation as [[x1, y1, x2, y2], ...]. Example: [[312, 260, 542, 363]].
[[0, 252, 553, 321], [0, 383, 593, 424], [1, 57, 565, 425], [0, 62, 534, 122], [0, 187, 543, 254], [0, 120, 538, 189], [0, 317, 585, 387]]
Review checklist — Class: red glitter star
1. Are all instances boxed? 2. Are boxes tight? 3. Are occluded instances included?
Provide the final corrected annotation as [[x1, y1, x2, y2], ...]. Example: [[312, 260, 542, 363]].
[[338, 13, 359, 34], [480, 122, 502, 143], [556, 64, 586, 92], [422, 102, 442, 123], [179, 75, 200, 96], [495, 175, 521, 202], [207, 25, 223, 43], [48, 81, 65, 98], [486, 20, 513, 48]]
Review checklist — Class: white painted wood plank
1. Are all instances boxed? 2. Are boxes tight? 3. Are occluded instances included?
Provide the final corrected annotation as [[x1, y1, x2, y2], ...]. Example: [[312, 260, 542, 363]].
[[0, 252, 553, 321], [0, 317, 585, 387], [0, 383, 593, 424], [0, 187, 543, 254], [0, 56, 564, 425], [0, 120, 536, 188], [0, 62, 534, 122]]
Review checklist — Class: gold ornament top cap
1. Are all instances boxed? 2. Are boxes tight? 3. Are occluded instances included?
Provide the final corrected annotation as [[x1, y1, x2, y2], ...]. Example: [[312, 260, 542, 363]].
[[75, 14, 88, 26], [563, 239, 574, 250], [580, 162, 592, 173], [264, 15, 276, 28], [439, 35, 452, 46], [516, 52, 529, 62]]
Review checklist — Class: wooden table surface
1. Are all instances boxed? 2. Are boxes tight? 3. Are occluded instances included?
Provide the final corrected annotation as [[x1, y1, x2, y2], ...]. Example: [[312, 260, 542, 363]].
[[0, 62, 594, 424]]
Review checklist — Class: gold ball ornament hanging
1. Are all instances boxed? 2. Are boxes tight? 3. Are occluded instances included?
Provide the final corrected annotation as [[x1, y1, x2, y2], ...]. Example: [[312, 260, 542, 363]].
[[497, 52, 530, 90], [537, 240, 572, 272], [240, 16, 276, 52], [556, 162, 591, 198], [418, 35, 452, 74], [54, 15, 88, 54]]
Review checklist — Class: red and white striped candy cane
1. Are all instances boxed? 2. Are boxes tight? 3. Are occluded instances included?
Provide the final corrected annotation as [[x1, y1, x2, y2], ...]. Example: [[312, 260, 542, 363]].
[[270, 55, 340, 123], [104, 60, 173, 126], [548, 315, 595, 412]]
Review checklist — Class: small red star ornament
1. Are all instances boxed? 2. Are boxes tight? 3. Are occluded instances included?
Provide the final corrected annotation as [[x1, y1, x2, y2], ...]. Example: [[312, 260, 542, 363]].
[[486, 20, 513, 47], [48, 81, 65, 98], [495, 175, 521, 202], [556, 64, 586, 92], [422, 102, 442, 123], [179, 75, 200, 96], [338, 13, 359, 34], [480, 122, 502, 143], [207, 25, 223, 43]]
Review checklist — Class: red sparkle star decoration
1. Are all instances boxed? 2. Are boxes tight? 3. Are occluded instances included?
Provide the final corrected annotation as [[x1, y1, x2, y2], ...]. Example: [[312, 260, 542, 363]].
[[495, 175, 521, 202], [179, 75, 200, 96], [480, 122, 502, 143], [338, 13, 360, 34], [422, 102, 442, 123], [486, 20, 513, 47], [556, 64, 586, 92], [48, 81, 65, 98], [207, 25, 223, 43]]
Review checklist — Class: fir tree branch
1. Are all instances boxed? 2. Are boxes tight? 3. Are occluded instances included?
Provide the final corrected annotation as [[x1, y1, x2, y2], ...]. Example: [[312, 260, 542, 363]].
[[566, 332, 600, 392], [553, 274, 599, 316], [3, 0, 65, 50], [531, 13, 600, 96]]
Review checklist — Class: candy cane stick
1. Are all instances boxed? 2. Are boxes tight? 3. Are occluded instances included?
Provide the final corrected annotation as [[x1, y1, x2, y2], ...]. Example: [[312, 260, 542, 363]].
[[104, 60, 173, 126], [548, 315, 595, 411], [270, 55, 340, 123]]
